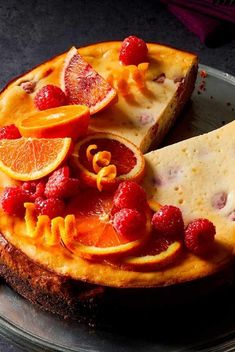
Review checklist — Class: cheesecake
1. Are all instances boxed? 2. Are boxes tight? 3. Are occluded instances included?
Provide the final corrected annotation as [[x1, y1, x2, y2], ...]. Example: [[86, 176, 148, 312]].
[[0, 38, 214, 320]]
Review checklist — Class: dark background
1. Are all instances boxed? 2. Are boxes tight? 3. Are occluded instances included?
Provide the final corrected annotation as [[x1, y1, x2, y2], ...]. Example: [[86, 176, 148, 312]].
[[0, 0, 234, 351], [0, 0, 235, 92]]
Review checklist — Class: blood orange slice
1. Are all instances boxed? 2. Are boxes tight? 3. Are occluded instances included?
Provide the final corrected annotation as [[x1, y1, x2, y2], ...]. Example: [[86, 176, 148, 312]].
[[65, 189, 151, 259], [62, 47, 117, 115], [0, 137, 71, 181], [115, 236, 182, 271], [18, 105, 90, 140], [71, 132, 145, 190]]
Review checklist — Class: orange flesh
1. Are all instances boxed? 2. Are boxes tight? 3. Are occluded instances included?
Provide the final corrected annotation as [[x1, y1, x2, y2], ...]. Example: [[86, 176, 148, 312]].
[[138, 236, 176, 256], [0, 138, 71, 177], [18, 105, 90, 139], [79, 138, 136, 175], [67, 189, 143, 248], [63, 49, 117, 113], [20, 106, 88, 128]]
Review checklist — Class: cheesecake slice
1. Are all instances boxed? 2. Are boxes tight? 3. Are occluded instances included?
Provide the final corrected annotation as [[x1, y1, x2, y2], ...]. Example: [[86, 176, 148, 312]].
[[0, 42, 198, 152], [143, 120, 235, 261]]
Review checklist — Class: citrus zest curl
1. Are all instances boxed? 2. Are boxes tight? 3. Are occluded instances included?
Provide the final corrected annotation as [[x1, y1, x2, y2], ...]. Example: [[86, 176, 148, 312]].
[[86, 144, 97, 162], [24, 202, 77, 247], [148, 199, 162, 212], [97, 165, 117, 191], [92, 150, 112, 173]]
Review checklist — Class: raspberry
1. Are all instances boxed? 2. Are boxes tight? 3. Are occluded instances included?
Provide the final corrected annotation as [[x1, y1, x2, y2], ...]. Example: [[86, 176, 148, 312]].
[[34, 85, 67, 110], [113, 208, 146, 239], [152, 205, 184, 239], [1, 186, 30, 216], [113, 181, 147, 211], [119, 36, 148, 66], [44, 166, 80, 199], [35, 197, 65, 219], [22, 181, 45, 201], [0, 124, 21, 139], [184, 218, 216, 256]]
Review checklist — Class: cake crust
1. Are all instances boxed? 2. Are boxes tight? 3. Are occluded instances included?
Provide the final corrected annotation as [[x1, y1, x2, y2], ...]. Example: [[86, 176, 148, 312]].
[[0, 231, 233, 320], [0, 232, 104, 320]]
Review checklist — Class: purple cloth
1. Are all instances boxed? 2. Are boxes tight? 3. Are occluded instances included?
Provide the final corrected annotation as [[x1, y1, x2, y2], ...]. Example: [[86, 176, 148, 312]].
[[161, 0, 235, 45]]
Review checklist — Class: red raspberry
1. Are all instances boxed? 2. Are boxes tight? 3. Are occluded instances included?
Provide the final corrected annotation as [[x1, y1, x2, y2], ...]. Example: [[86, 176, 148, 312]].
[[0, 125, 21, 139], [35, 197, 65, 219], [113, 208, 146, 239], [22, 180, 45, 201], [1, 186, 30, 216], [152, 205, 184, 239], [119, 36, 148, 65], [113, 181, 147, 211], [34, 85, 67, 110], [184, 218, 216, 256], [44, 166, 80, 199]]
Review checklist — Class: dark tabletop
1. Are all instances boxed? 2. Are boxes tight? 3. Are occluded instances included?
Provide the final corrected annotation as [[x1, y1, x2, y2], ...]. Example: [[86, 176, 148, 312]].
[[0, 0, 235, 351]]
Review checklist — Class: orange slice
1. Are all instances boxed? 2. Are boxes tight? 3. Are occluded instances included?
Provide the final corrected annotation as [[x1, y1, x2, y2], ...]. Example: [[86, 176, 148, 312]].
[[65, 189, 151, 259], [61, 47, 117, 115], [71, 132, 145, 190], [18, 105, 90, 140], [0, 137, 71, 181], [115, 236, 182, 271]]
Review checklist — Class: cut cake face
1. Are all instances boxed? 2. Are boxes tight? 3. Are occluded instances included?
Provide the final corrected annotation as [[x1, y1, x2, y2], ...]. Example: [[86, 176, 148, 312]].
[[144, 120, 235, 255]]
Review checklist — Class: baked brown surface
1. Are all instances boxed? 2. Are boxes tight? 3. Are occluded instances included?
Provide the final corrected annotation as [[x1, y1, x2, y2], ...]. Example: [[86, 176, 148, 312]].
[[0, 233, 104, 320], [0, 231, 234, 321]]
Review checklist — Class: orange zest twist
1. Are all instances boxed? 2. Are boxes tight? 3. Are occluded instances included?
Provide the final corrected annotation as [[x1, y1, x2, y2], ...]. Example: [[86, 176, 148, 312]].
[[131, 63, 149, 88], [86, 144, 98, 162], [138, 62, 149, 73], [96, 165, 117, 191], [92, 150, 112, 173], [117, 78, 130, 96], [24, 202, 77, 248], [114, 63, 149, 94], [86, 144, 117, 191], [106, 73, 114, 86], [148, 199, 162, 212]]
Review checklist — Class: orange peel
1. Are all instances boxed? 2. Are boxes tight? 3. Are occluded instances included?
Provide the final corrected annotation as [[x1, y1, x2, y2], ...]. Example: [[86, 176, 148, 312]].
[[72, 209, 152, 259], [24, 203, 77, 247], [71, 132, 145, 190], [148, 199, 162, 212], [62, 46, 117, 115], [96, 165, 117, 191], [118, 240, 182, 271], [18, 105, 90, 140], [92, 150, 112, 173], [86, 144, 98, 162], [0, 137, 72, 181]]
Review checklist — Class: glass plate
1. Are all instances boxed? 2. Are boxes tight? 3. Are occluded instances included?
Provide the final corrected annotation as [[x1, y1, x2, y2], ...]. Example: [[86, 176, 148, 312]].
[[0, 65, 235, 352]]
